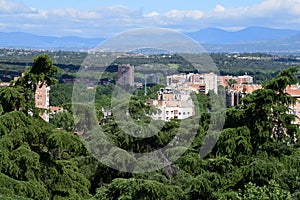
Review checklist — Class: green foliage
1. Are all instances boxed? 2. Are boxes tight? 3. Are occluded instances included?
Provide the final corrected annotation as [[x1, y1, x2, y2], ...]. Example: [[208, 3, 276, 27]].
[[1, 51, 300, 199], [239, 180, 291, 200], [240, 67, 300, 150], [216, 127, 252, 163], [0, 111, 91, 199], [0, 86, 25, 113], [94, 178, 185, 200], [47, 130, 86, 160], [0, 173, 49, 200], [50, 83, 73, 106], [50, 111, 75, 132], [27, 54, 60, 86]]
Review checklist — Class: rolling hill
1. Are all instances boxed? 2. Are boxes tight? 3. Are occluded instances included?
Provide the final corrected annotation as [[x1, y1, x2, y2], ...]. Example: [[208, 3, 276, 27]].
[[1, 27, 300, 53]]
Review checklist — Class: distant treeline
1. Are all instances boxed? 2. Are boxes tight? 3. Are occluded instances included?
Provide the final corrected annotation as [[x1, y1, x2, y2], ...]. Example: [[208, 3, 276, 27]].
[[1, 49, 300, 83]]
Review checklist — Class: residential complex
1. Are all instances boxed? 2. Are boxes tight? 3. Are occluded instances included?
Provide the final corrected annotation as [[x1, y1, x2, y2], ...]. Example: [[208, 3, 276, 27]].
[[147, 87, 194, 121], [146, 72, 219, 121], [166, 72, 218, 94]]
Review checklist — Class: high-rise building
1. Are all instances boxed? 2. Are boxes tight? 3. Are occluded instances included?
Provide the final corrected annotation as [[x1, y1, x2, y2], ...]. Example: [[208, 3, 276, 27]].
[[35, 82, 50, 122], [203, 73, 218, 94], [117, 64, 134, 86]]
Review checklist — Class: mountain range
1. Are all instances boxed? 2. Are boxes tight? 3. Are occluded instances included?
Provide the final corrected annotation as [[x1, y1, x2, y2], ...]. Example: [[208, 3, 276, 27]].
[[0, 32, 105, 50], [1, 27, 300, 54]]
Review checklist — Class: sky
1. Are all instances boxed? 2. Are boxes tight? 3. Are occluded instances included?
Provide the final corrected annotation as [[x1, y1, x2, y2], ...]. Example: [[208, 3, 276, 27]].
[[1, 0, 300, 38]]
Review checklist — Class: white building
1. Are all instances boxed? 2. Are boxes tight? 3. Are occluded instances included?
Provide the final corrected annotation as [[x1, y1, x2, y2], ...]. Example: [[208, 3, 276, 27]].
[[167, 72, 218, 94], [147, 87, 194, 121]]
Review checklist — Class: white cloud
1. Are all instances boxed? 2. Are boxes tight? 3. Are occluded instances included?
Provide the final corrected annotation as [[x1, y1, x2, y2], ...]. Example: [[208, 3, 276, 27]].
[[164, 10, 204, 20], [144, 11, 159, 17], [1, 0, 300, 37], [0, 0, 36, 13], [214, 5, 225, 12]]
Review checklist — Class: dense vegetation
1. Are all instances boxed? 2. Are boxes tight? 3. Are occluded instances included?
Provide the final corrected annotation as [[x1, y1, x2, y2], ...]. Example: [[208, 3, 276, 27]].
[[0, 53, 300, 199]]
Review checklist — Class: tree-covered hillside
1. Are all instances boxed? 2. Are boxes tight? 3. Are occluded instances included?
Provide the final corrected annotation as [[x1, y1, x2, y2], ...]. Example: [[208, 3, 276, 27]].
[[0, 54, 300, 199]]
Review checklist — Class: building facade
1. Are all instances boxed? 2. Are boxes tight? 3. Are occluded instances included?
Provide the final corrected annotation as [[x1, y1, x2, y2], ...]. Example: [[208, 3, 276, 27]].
[[35, 83, 50, 122], [118, 64, 134, 86], [147, 87, 195, 121], [166, 72, 218, 94]]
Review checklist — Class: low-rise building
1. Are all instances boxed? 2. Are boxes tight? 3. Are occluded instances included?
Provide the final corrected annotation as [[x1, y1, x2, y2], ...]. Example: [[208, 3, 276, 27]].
[[147, 87, 194, 121], [50, 106, 64, 114]]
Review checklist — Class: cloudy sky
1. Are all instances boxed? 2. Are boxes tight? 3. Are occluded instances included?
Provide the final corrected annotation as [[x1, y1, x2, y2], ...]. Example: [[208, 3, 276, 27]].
[[1, 0, 300, 37]]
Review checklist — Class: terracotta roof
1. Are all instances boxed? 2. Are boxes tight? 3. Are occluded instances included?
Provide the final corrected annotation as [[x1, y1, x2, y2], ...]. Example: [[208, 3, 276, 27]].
[[286, 86, 300, 97]]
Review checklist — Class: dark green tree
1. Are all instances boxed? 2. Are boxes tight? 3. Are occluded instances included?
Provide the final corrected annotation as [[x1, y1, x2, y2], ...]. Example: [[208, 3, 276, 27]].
[[241, 67, 299, 150], [0, 86, 25, 113], [15, 54, 59, 115]]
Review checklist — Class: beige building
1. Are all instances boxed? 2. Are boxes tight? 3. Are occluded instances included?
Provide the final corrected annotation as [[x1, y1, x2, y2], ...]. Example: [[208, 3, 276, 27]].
[[35, 82, 50, 122], [219, 74, 254, 88], [237, 75, 253, 85]]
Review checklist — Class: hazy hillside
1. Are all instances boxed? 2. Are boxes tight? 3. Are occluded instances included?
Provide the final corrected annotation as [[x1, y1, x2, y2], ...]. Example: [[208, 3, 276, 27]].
[[1, 27, 300, 53], [186, 26, 300, 44], [0, 32, 104, 50]]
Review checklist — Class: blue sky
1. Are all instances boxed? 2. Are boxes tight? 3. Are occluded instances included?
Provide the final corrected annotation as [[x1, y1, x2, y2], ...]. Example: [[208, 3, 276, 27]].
[[17, 0, 263, 13], [1, 0, 300, 37]]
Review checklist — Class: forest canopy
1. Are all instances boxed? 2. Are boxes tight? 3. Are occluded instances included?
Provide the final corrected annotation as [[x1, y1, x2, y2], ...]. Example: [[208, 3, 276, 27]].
[[0, 54, 299, 199]]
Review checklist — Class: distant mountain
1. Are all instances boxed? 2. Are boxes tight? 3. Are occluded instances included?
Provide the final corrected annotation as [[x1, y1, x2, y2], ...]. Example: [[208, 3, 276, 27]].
[[185, 26, 300, 44], [1, 27, 300, 53], [185, 27, 300, 54], [0, 32, 105, 50], [200, 33, 300, 54]]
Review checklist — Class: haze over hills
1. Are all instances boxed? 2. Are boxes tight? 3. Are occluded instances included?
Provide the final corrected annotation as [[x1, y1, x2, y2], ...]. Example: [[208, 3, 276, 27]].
[[185, 27, 300, 44], [0, 32, 105, 50], [1, 27, 300, 53]]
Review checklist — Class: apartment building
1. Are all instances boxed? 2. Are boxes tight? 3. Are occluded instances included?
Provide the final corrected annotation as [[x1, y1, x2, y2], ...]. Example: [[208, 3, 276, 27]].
[[225, 84, 262, 107], [219, 74, 254, 88], [237, 75, 253, 85], [118, 64, 134, 86], [166, 72, 218, 94], [35, 82, 50, 122]]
